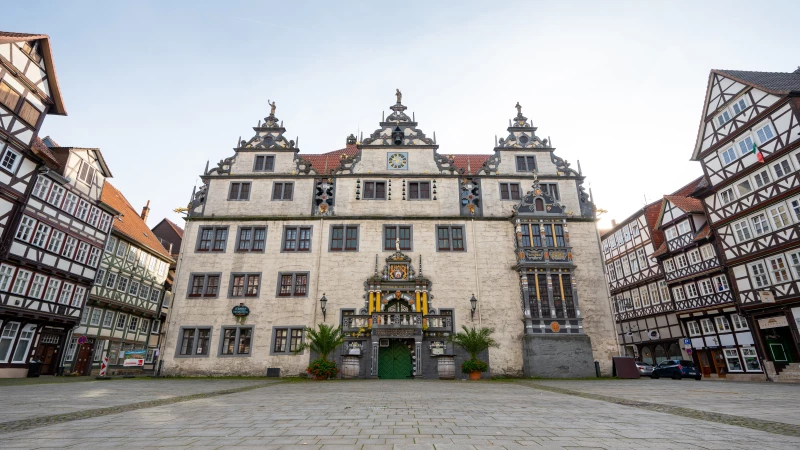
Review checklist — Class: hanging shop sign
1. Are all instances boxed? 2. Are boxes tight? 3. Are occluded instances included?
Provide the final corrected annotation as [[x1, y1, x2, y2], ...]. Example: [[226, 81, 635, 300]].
[[758, 315, 788, 330], [232, 304, 250, 317]]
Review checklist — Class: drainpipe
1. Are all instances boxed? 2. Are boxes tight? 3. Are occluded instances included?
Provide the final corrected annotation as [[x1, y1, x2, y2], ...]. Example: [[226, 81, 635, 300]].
[[471, 219, 481, 327]]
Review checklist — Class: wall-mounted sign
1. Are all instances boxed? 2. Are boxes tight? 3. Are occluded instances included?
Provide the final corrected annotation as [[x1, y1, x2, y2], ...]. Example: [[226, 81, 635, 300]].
[[758, 290, 776, 303], [549, 250, 568, 261], [758, 315, 788, 330], [232, 304, 250, 317], [77, 335, 87, 345]]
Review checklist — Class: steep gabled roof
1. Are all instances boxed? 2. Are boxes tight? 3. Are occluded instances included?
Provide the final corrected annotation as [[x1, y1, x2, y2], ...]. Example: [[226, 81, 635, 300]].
[[716, 69, 800, 95], [0, 31, 66, 115], [159, 218, 184, 239], [100, 182, 173, 261]]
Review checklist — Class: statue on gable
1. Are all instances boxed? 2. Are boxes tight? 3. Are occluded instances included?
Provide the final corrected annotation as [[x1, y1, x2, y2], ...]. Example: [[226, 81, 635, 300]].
[[515, 102, 522, 116], [268, 99, 276, 116], [396, 89, 402, 104]]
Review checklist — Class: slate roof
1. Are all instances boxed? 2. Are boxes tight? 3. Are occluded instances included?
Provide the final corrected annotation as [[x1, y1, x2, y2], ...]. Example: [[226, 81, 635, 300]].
[[100, 182, 173, 261], [716, 69, 800, 95]]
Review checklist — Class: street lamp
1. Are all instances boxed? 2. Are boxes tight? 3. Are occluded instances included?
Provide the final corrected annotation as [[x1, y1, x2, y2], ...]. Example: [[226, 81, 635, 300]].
[[320, 293, 328, 321], [470, 294, 478, 321]]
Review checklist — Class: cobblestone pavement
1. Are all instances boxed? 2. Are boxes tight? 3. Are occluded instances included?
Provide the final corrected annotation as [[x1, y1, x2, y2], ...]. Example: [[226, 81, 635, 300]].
[[0, 378, 270, 424], [2, 379, 800, 449], [528, 379, 800, 426]]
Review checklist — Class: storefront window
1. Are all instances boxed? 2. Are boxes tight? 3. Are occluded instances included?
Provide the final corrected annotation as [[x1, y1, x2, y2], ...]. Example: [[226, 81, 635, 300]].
[[724, 349, 743, 371], [641, 346, 654, 365], [740, 347, 761, 371], [667, 343, 682, 360]]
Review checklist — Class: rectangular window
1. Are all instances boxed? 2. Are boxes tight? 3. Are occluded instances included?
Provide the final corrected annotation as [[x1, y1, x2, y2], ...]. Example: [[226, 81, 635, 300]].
[[77, 161, 96, 186], [188, 274, 220, 298], [75, 242, 90, 264], [515, 155, 536, 172], [102, 310, 114, 328], [178, 327, 211, 356], [150, 288, 161, 303], [46, 184, 65, 207], [90, 308, 102, 326], [272, 327, 305, 354], [43, 279, 60, 302], [31, 223, 51, 248], [741, 347, 761, 371], [72, 286, 86, 307], [789, 251, 800, 279], [732, 97, 748, 115], [733, 220, 752, 242], [724, 348, 743, 372], [716, 110, 731, 126], [636, 248, 648, 269], [128, 281, 140, 297], [721, 147, 736, 165], [631, 289, 641, 308], [140, 319, 149, 333], [737, 180, 753, 196], [330, 225, 359, 252], [714, 275, 730, 292], [139, 284, 150, 300], [700, 318, 715, 335], [753, 169, 771, 188], [230, 273, 260, 297], [756, 124, 775, 144], [151, 320, 161, 334], [32, 177, 52, 199], [750, 262, 769, 288], [220, 327, 253, 356], [128, 316, 139, 332], [0, 81, 21, 111], [9, 269, 32, 295], [773, 160, 792, 179], [15, 216, 36, 242], [253, 155, 275, 172], [272, 182, 294, 200], [769, 204, 791, 230], [116, 277, 129, 293], [715, 316, 731, 332], [46, 230, 64, 254], [87, 207, 100, 227], [116, 313, 127, 330], [737, 136, 755, 156], [236, 226, 267, 252], [719, 188, 735, 205], [408, 181, 430, 200], [699, 279, 714, 296], [437, 226, 465, 252], [282, 226, 312, 252], [664, 259, 675, 273], [196, 226, 228, 252], [76, 200, 90, 221], [687, 321, 701, 336], [677, 220, 691, 235], [675, 254, 688, 269], [273, 329, 288, 353], [768, 256, 790, 283], [115, 241, 127, 258], [228, 182, 251, 200], [630, 223, 640, 237], [672, 286, 686, 301], [98, 213, 112, 232], [648, 283, 661, 305], [629, 252, 640, 272], [62, 193, 78, 215], [384, 225, 412, 251], [731, 314, 748, 331], [685, 283, 699, 298], [94, 269, 106, 286], [499, 183, 521, 200], [11, 324, 36, 363], [29, 274, 47, 299], [58, 283, 74, 305], [688, 249, 701, 266], [640, 286, 650, 307], [363, 181, 386, 199], [541, 183, 560, 200], [700, 244, 715, 260], [278, 272, 309, 297], [751, 214, 770, 236], [105, 272, 118, 289], [664, 227, 678, 241], [614, 260, 624, 279]]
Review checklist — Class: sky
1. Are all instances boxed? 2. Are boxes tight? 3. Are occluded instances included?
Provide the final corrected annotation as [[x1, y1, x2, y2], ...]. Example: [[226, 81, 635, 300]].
[[3, 1, 799, 230]]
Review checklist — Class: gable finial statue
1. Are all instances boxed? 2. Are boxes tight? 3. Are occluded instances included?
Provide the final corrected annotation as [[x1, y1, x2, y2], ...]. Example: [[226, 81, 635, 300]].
[[395, 237, 401, 251], [396, 89, 402, 104], [515, 101, 522, 116], [268, 99, 276, 116]]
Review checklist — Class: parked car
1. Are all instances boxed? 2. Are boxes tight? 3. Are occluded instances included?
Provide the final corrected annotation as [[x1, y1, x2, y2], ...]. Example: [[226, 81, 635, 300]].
[[650, 359, 702, 380], [635, 361, 653, 376]]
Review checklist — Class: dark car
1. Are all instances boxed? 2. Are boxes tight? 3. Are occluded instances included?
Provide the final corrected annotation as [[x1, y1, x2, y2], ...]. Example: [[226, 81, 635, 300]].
[[650, 359, 701, 380]]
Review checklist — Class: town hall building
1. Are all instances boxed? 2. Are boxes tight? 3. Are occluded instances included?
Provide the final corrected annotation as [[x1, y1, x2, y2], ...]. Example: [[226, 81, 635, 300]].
[[161, 94, 617, 378]]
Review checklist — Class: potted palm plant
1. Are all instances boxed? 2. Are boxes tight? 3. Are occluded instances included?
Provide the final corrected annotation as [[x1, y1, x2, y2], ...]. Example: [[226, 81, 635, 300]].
[[295, 323, 346, 380], [449, 326, 498, 380]]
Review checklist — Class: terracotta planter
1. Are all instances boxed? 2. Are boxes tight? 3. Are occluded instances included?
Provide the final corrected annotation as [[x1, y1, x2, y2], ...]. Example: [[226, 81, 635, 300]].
[[468, 371, 482, 381]]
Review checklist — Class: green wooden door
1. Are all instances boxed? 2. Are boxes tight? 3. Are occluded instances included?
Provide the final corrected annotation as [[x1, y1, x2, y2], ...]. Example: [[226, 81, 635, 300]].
[[378, 340, 412, 379]]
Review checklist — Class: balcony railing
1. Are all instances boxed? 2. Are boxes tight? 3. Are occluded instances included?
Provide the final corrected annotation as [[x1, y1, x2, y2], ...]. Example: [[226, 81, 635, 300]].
[[675, 290, 733, 311], [517, 246, 572, 264], [665, 258, 720, 282], [614, 302, 674, 322]]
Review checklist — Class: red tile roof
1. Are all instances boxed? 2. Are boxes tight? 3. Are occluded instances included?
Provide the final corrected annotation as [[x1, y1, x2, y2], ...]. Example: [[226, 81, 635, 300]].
[[652, 242, 668, 258], [100, 182, 173, 261], [663, 195, 704, 214], [31, 136, 60, 169], [450, 154, 491, 174], [693, 224, 711, 242], [300, 144, 359, 174], [643, 202, 665, 250]]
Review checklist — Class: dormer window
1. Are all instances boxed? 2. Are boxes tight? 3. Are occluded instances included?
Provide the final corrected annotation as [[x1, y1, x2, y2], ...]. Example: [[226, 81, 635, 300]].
[[716, 110, 731, 127], [664, 227, 678, 240], [77, 161, 96, 185], [731, 97, 748, 115], [677, 220, 691, 235], [756, 124, 774, 144], [736, 136, 754, 157], [254, 155, 275, 172]]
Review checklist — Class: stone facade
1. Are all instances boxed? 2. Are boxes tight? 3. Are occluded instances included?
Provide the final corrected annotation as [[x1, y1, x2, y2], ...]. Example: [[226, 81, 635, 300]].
[[162, 97, 617, 378]]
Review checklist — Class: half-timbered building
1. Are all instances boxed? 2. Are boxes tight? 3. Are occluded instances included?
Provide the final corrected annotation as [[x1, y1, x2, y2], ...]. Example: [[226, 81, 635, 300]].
[[691, 68, 800, 381], [0, 32, 110, 378], [161, 96, 617, 378], [652, 191, 762, 380], [64, 183, 173, 375]]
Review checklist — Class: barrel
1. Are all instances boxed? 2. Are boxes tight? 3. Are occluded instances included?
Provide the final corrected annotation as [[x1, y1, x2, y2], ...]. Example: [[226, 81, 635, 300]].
[[438, 356, 455, 380], [342, 356, 360, 379]]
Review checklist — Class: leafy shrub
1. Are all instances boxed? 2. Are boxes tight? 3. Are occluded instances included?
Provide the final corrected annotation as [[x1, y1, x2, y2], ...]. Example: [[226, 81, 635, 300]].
[[307, 358, 339, 379], [461, 358, 489, 373]]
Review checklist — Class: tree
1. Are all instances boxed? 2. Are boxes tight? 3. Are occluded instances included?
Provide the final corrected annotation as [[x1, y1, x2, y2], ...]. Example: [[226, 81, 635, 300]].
[[295, 323, 345, 361], [449, 326, 499, 361]]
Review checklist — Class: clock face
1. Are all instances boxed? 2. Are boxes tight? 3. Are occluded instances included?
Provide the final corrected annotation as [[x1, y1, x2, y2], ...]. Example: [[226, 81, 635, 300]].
[[387, 152, 408, 170]]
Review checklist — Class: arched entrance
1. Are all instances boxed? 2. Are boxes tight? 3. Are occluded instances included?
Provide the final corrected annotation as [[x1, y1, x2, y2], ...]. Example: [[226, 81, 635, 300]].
[[667, 343, 682, 360], [654, 345, 667, 364], [641, 346, 654, 365]]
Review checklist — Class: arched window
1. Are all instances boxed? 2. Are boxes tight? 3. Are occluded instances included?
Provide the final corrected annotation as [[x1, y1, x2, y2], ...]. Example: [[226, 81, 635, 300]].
[[535, 198, 545, 211], [667, 343, 682, 360], [641, 346, 654, 365], [654, 345, 667, 364]]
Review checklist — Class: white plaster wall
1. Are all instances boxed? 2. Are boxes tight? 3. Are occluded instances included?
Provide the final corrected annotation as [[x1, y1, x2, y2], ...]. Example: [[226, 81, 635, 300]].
[[229, 151, 298, 175], [495, 150, 559, 176], [203, 178, 316, 217], [334, 177, 461, 217], [353, 147, 441, 174]]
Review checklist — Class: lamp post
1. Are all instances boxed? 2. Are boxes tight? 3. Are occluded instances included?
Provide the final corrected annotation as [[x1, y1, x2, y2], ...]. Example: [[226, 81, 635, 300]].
[[320, 293, 328, 321], [470, 294, 478, 321]]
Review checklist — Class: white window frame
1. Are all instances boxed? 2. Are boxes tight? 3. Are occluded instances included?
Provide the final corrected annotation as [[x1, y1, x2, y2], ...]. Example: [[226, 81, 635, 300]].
[[756, 123, 775, 144], [733, 220, 752, 242], [768, 203, 792, 230], [72, 286, 86, 307], [31, 222, 51, 248], [740, 347, 761, 371], [677, 220, 691, 235], [731, 96, 749, 115], [10, 269, 32, 295], [767, 255, 791, 284], [700, 318, 715, 335], [687, 321, 701, 337], [751, 213, 770, 236], [700, 244, 715, 261], [752, 169, 771, 188], [636, 248, 648, 270], [715, 316, 731, 333], [29, 274, 47, 299], [46, 230, 65, 253], [719, 188, 735, 204], [723, 348, 744, 372], [15, 216, 36, 242], [665, 227, 678, 240], [649, 283, 661, 304], [102, 310, 114, 328], [62, 192, 78, 215], [698, 279, 714, 296], [31, 176, 52, 199], [685, 283, 699, 298], [658, 281, 670, 303], [749, 262, 770, 289], [772, 159, 793, 179], [688, 249, 702, 266], [731, 314, 749, 331], [10, 323, 36, 363], [58, 282, 74, 305], [672, 286, 686, 301], [664, 259, 675, 273], [47, 184, 65, 207], [631, 289, 641, 309], [721, 146, 737, 165], [0, 147, 22, 173], [737, 135, 755, 157], [640, 286, 651, 307], [714, 275, 730, 292], [89, 308, 102, 326], [675, 254, 688, 269]]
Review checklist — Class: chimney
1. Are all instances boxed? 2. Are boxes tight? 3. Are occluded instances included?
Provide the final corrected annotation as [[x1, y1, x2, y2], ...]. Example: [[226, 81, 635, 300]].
[[611, 219, 617, 227], [140, 200, 151, 223]]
